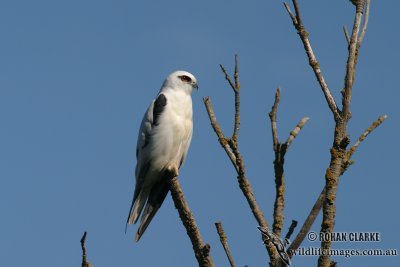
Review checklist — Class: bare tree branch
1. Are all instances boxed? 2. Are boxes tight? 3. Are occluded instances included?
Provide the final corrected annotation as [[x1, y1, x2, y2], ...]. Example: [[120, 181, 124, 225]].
[[215, 222, 236, 267], [203, 97, 238, 172], [343, 25, 350, 45], [269, 88, 281, 152], [285, 117, 310, 148], [234, 55, 240, 90], [166, 170, 215, 267], [283, 0, 341, 121], [284, 220, 298, 242], [287, 187, 325, 256], [219, 54, 241, 143], [80, 232, 93, 267], [342, 114, 388, 173], [318, 2, 366, 266], [342, 0, 370, 119], [232, 54, 241, 143], [268, 88, 309, 238], [219, 64, 236, 93], [342, 0, 365, 121], [283, 1, 377, 266], [348, 115, 387, 157], [283, 3, 297, 24], [288, 114, 387, 257], [357, 0, 370, 48], [203, 56, 280, 264], [292, 0, 304, 26]]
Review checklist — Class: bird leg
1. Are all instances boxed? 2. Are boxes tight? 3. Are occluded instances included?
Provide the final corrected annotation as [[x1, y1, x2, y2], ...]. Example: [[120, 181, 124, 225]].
[[165, 165, 179, 179]]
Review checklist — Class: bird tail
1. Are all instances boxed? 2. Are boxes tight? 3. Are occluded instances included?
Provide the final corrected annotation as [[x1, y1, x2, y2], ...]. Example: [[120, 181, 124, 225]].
[[125, 189, 148, 232], [135, 180, 169, 242]]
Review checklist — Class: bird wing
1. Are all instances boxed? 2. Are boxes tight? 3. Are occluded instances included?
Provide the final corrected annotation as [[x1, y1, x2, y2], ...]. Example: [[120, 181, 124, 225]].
[[179, 126, 193, 168], [126, 94, 167, 228]]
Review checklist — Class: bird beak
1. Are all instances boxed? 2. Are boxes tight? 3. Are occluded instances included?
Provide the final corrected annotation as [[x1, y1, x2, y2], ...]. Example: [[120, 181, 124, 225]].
[[193, 83, 199, 90]]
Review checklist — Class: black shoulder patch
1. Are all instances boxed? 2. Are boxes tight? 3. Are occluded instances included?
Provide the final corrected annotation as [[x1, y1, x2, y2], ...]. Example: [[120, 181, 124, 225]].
[[153, 94, 167, 125]]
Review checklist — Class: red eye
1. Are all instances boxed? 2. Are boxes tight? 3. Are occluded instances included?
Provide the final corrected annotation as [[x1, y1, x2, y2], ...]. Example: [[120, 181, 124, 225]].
[[179, 75, 192, 83]]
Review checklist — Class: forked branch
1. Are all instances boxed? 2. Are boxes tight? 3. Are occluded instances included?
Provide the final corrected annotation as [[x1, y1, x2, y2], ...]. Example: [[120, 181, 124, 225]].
[[282, 1, 377, 266], [203, 55, 280, 264], [342, 0, 366, 121], [342, 114, 388, 173], [283, 1, 340, 121], [287, 114, 387, 257], [268, 88, 309, 237]]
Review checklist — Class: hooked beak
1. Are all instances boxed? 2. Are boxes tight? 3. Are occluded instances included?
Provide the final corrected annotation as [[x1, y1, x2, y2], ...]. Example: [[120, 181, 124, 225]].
[[193, 82, 199, 90]]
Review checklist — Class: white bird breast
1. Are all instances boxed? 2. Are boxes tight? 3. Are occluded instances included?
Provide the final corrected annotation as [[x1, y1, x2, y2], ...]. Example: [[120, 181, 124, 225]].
[[148, 89, 193, 172]]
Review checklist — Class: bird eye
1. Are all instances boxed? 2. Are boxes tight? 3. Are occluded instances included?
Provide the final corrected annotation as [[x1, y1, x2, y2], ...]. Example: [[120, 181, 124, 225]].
[[179, 75, 192, 83]]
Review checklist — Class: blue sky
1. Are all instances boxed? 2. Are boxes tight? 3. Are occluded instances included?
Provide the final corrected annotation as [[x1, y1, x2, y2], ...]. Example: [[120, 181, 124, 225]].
[[0, 0, 399, 266]]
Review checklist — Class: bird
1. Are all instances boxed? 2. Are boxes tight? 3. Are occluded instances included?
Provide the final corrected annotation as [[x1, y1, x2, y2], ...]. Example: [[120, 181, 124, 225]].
[[126, 70, 198, 241]]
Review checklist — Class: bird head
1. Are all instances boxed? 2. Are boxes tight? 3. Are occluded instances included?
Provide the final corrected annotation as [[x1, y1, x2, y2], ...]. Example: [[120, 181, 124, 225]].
[[162, 70, 198, 93]]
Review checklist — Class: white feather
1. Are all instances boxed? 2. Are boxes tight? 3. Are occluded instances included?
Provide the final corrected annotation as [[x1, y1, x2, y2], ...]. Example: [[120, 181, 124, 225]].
[[126, 70, 198, 241]]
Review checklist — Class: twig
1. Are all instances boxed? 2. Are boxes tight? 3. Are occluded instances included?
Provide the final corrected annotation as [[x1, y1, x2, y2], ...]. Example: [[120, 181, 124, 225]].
[[343, 26, 350, 46], [81, 232, 93, 267], [341, 0, 365, 120], [232, 54, 240, 142], [234, 55, 240, 90], [220, 55, 241, 143], [285, 117, 310, 148], [269, 88, 284, 238], [283, 0, 341, 121], [284, 220, 298, 242], [268, 88, 309, 237], [348, 115, 387, 157], [292, 0, 304, 26], [287, 187, 325, 257], [269, 88, 280, 152], [220, 64, 236, 93], [357, 0, 370, 48], [346, 0, 370, 50], [203, 97, 238, 172], [166, 170, 215, 267], [283, 3, 297, 24], [342, 114, 388, 173], [215, 222, 236, 267]]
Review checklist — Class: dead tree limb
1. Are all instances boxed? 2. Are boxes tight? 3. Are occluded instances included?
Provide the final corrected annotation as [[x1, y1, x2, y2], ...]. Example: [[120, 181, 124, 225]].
[[268, 88, 309, 237], [284, 220, 298, 243], [215, 222, 236, 267], [80, 232, 93, 267], [203, 55, 280, 265], [283, 1, 340, 121], [287, 187, 325, 257], [342, 114, 387, 174], [166, 169, 215, 267], [287, 114, 387, 258], [319, 1, 367, 266], [283, 1, 380, 266]]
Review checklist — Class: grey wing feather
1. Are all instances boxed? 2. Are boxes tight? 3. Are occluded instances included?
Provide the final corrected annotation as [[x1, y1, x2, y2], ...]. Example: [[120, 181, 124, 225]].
[[135, 93, 167, 159], [126, 94, 168, 233], [135, 101, 154, 160], [126, 101, 155, 229], [135, 179, 169, 241]]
